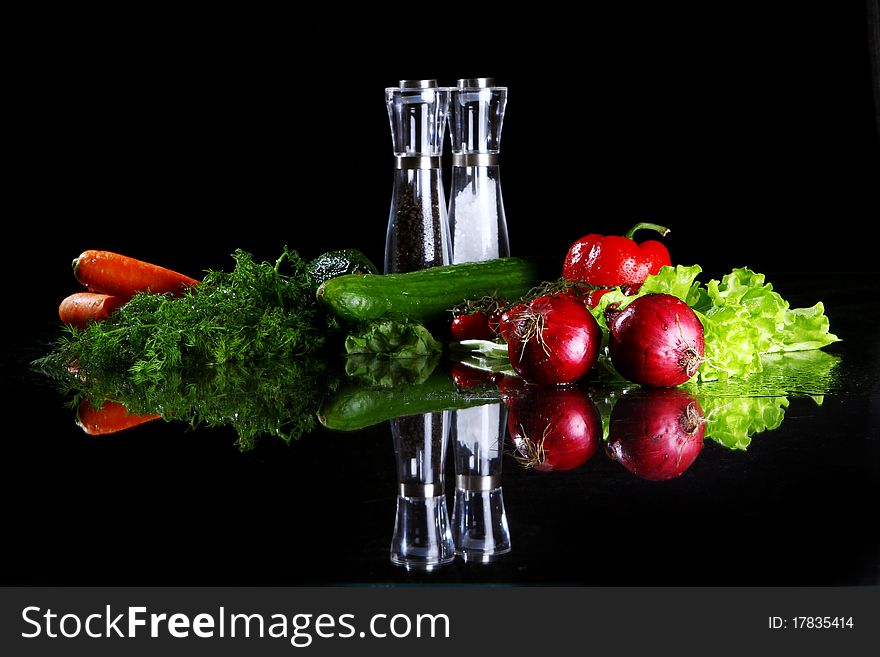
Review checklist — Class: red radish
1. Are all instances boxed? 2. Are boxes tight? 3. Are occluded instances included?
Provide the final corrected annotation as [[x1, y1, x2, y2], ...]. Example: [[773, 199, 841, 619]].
[[606, 293, 704, 387], [606, 389, 705, 480], [582, 287, 612, 309], [487, 306, 505, 335], [451, 312, 495, 341], [505, 296, 601, 385], [497, 303, 527, 342], [507, 386, 600, 472]]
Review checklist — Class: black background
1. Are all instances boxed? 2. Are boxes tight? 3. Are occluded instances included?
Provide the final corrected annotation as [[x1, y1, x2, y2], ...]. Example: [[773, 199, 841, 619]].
[[4, 7, 879, 588], [14, 5, 880, 320]]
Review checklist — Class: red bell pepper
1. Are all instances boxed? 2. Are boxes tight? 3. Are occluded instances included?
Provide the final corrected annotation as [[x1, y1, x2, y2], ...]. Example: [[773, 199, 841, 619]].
[[562, 222, 672, 288]]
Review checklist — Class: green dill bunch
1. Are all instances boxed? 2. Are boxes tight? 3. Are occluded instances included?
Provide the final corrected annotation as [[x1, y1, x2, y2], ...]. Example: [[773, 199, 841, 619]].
[[59, 248, 329, 380]]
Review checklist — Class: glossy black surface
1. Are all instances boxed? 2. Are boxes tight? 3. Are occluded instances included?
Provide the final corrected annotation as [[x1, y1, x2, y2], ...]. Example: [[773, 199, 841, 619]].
[[3, 274, 877, 586], [8, 6, 878, 588]]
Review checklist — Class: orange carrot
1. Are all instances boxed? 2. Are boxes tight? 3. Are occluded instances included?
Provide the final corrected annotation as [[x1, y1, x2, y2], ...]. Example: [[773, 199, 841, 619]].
[[72, 250, 200, 298], [59, 292, 127, 329], [76, 399, 162, 436]]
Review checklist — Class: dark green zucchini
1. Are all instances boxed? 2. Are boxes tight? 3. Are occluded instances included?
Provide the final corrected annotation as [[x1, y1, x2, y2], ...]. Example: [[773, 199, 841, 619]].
[[308, 249, 379, 287], [316, 257, 545, 324]]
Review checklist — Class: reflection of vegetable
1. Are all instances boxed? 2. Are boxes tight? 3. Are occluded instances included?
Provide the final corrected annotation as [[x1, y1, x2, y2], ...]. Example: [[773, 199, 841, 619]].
[[450, 361, 495, 389], [508, 386, 601, 472], [606, 293, 705, 387], [591, 265, 839, 382], [59, 292, 127, 329], [317, 257, 544, 324], [606, 389, 705, 481], [505, 296, 601, 385], [76, 399, 161, 436], [73, 249, 200, 298], [690, 349, 840, 450], [319, 368, 497, 432], [344, 352, 439, 388], [563, 222, 671, 287], [698, 396, 789, 450], [36, 359, 333, 450]]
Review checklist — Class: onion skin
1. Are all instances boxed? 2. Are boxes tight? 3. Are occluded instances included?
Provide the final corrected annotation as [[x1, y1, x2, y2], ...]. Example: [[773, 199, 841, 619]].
[[607, 293, 705, 387], [506, 296, 601, 386], [508, 386, 601, 472], [606, 389, 705, 481]]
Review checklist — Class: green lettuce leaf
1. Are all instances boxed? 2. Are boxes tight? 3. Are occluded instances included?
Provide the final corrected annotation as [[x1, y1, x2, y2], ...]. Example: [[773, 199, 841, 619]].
[[344, 320, 441, 359], [699, 396, 789, 450], [590, 264, 703, 331], [690, 349, 839, 449], [588, 264, 840, 382], [771, 302, 839, 353]]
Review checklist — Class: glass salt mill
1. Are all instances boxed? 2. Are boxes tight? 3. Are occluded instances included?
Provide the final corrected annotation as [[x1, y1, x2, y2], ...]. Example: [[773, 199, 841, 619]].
[[451, 402, 511, 563], [385, 80, 451, 273], [389, 412, 455, 571], [448, 78, 509, 264]]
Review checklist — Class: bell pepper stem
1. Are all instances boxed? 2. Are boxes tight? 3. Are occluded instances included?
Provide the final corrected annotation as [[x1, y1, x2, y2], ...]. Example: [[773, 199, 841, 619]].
[[625, 222, 671, 240]]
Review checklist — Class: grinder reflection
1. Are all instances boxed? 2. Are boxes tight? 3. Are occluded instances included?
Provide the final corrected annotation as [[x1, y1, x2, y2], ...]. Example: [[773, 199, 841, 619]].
[[389, 412, 455, 571], [451, 403, 511, 563]]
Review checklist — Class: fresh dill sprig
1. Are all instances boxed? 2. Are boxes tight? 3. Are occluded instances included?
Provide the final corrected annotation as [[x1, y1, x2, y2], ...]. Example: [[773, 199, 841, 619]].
[[33, 247, 341, 448], [53, 247, 331, 380]]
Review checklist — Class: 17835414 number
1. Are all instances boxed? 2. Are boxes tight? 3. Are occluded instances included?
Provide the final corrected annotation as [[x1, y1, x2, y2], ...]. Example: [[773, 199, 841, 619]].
[[768, 617, 854, 630]]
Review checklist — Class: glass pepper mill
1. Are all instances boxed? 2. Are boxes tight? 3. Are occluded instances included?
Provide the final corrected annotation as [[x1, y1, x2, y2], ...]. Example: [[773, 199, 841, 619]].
[[451, 402, 511, 563], [384, 80, 451, 273], [389, 412, 455, 571], [448, 78, 509, 264]]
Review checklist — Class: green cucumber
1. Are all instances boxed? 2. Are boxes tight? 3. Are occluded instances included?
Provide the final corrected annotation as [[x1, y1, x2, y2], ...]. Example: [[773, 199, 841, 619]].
[[316, 257, 544, 324], [317, 369, 500, 432]]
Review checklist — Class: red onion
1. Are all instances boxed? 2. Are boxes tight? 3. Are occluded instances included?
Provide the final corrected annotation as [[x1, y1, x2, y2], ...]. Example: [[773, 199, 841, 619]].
[[508, 386, 600, 472], [606, 293, 705, 387], [505, 296, 601, 385], [606, 389, 705, 481]]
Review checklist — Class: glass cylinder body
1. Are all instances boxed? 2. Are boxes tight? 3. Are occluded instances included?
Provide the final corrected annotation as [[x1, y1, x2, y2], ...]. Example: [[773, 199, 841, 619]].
[[448, 81, 509, 264], [385, 81, 451, 273], [390, 412, 454, 570], [451, 402, 511, 562]]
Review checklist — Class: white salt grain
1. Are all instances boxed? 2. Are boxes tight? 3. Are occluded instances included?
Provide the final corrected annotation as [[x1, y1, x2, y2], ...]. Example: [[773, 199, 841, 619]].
[[452, 178, 499, 264]]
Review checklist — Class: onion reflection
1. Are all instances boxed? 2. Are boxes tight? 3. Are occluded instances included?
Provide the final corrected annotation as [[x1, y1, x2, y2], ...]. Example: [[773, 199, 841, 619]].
[[506, 386, 601, 472], [606, 389, 705, 481]]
